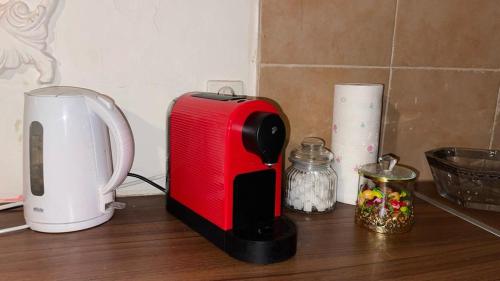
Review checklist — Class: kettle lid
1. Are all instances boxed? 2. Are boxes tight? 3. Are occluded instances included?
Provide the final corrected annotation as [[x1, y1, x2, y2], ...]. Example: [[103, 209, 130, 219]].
[[26, 86, 99, 98]]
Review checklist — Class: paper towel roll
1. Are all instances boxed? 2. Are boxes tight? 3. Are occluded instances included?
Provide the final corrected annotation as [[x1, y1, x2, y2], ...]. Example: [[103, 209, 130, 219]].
[[331, 83, 383, 205]]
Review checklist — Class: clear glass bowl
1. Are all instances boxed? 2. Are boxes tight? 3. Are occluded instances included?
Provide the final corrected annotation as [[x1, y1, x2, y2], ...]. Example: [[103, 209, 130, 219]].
[[426, 147, 500, 212], [284, 138, 337, 213]]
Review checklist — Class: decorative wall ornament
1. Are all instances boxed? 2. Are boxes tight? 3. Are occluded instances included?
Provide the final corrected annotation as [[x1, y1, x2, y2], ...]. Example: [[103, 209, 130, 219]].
[[0, 0, 58, 83]]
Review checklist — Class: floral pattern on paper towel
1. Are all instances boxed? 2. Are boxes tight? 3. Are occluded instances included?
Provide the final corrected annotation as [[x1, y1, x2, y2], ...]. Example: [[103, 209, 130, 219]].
[[333, 124, 338, 134], [335, 155, 342, 163], [353, 164, 362, 172], [340, 97, 347, 103], [367, 144, 375, 153]]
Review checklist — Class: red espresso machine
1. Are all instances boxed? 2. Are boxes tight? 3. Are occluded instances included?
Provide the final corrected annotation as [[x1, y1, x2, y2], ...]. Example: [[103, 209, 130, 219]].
[[167, 92, 297, 264]]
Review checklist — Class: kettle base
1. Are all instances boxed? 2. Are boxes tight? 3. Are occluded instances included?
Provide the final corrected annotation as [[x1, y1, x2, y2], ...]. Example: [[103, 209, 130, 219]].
[[167, 195, 297, 264], [26, 211, 114, 233]]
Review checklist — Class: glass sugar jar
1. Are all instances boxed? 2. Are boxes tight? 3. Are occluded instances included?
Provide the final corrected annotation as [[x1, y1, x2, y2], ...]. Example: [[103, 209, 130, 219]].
[[355, 154, 417, 234], [285, 137, 337, 213]]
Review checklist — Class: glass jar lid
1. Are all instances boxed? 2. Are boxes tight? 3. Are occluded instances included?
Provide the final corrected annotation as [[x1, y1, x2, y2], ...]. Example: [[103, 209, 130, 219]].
[[358, 154, 416, 182], [289, 137, 334, 165]]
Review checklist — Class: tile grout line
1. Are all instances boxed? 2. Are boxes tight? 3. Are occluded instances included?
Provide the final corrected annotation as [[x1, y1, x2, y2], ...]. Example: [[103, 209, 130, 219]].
[[261, 63, 390, 69], [488, 86, 500, 149], [260, 63, 500, 73], [255, 0, 263, 96], [380, 0, 400, 154], [394, 65, 500, 72]]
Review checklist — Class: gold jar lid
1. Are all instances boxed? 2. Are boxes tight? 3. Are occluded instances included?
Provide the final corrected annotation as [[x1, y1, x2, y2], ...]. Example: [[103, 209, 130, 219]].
[[358, 154, 417, 183]]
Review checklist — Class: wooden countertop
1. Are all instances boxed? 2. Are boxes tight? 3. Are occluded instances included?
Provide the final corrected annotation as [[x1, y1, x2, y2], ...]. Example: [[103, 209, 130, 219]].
[[1, 196, 500, 280]]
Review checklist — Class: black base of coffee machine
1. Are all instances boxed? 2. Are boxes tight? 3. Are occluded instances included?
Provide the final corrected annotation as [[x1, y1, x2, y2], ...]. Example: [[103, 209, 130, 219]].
[[166, 195, 297, 264]]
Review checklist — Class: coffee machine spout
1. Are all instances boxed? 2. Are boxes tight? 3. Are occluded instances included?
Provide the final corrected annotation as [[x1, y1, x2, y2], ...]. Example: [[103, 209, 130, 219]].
[[242, 112, 286, 165]]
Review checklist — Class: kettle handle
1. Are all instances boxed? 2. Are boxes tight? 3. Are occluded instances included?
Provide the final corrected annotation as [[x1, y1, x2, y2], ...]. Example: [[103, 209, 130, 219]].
[[84, 94, 134, 210]]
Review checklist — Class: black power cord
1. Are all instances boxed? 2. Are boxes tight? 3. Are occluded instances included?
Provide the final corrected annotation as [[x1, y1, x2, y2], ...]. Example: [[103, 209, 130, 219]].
[[127, 173, 166, 193]]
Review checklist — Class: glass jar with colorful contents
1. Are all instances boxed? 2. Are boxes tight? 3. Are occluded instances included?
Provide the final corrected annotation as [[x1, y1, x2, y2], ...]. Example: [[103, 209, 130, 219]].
[[355, 154, 417, 234]]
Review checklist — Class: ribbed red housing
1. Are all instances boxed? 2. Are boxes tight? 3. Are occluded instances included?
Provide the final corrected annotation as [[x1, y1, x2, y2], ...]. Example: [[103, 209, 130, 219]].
[[169, 93, 283, 231]]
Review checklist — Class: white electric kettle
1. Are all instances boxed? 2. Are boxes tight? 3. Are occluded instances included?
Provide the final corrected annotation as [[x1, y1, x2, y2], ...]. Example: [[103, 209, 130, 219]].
[[23, 86, 134, 233]]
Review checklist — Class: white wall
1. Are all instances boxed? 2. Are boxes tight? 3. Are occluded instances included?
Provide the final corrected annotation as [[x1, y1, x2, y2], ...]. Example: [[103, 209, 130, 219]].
[[0, 0, 260, 197]]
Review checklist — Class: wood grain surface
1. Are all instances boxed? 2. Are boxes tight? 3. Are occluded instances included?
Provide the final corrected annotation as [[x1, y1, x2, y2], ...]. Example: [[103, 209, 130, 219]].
[[1, 196, 499, 280], [415, 181, 500, 234]]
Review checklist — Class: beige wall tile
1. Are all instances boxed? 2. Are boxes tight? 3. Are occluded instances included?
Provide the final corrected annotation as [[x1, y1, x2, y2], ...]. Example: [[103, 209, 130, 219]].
[[394, 0, 500, 68], [259, 66, 389, 166], [382, 70, 500, 180], [261, 0, 396, 66]]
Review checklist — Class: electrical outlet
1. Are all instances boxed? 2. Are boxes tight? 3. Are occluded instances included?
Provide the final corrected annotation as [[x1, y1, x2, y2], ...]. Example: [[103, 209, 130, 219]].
[[207, 80, 244, 95]]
